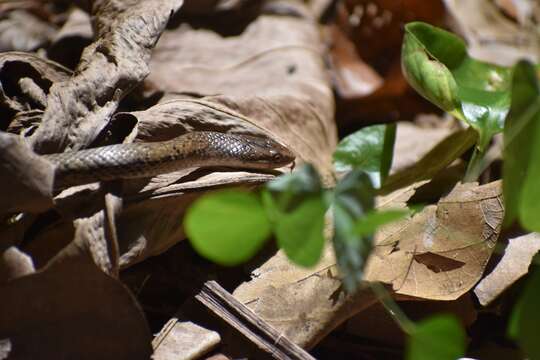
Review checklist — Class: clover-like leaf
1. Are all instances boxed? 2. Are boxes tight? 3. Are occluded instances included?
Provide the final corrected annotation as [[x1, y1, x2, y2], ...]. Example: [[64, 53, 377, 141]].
[[334, 124, 396, 187], [185, 190, 271, 266]]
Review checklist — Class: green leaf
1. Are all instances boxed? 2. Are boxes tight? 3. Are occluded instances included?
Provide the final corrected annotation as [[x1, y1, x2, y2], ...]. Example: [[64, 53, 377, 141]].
[[266, 163, 322, 212], [333, 124, 395, 187], [380, 127, 477, 194], [407, 315, 466, 360], [332, 169, 375, 292], [402, 22, 512, 153], [354, 209, 410, 237], [273, 196, 327, 267], [402, 22, 464, 112], [513, 270, 540, 359], [184, 190, 271, 266], [503, 60, 540, 229], [264, 163, 327, 267]]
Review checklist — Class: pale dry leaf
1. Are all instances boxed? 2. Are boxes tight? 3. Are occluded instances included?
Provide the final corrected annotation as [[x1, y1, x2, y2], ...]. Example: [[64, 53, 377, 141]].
[[233, 245, 379, 349], [153, 320, 221, 360], [365, 180, 504, 300], [444, 0, 540, 65], [0, 247, 35, 283], [391, 122, 454, 174], [474, 232, 540, 306], [0, 10, 56, 52]]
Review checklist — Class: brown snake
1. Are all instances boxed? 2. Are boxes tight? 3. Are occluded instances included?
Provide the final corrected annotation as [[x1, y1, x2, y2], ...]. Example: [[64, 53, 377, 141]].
[[44, 131, 295, 189]]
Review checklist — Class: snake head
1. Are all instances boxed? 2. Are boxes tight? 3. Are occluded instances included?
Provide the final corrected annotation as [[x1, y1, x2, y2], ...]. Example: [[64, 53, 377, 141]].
[[238, 134, 296, 170]]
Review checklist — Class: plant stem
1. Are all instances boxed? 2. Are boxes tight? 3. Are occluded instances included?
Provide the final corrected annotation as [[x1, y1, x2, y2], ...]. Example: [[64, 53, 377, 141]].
[[369, 282, 416, 334], [463, 146, 485, 182]]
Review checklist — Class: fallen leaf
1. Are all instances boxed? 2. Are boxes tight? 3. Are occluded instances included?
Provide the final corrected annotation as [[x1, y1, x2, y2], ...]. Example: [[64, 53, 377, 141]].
[[444, 0, 540, 65], [0, 254, 152, 360], [474, 233, 540, 306], [365, 181, 503, 300], [0, 132, 54, 213], [153, 320, 221, 360]]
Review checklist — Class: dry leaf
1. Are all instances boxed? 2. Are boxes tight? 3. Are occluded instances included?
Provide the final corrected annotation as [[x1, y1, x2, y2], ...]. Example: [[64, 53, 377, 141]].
[[153, 320, 221, 360], [0, 132, 54, 213], [233, 245, 378, 349], [365, 181, 504, 300], [8, 2, 336, 274], [444, 0, 540, 65], [0, 254, 152, 360], [0, 247, 35, 283], [474, 232, 540, 306], [0, 10, 56, 52], [29, 0, 184, 153], [391, 121, 455, 174]]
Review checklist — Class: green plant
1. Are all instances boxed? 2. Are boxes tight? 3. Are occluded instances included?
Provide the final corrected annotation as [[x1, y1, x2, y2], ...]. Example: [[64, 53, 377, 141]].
[[184, 21, 540, 360]]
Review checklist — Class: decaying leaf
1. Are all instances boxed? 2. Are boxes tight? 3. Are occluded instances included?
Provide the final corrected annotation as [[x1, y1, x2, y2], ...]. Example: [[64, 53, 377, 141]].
[[0, 132, 54, 213], [365, 180, 503, 300], [234, 245, 378, 349], [0, 254, 152, 360], [11, 2, 336, 272], [233, 180, 502, 349], [153, 320, 221, 360], [475, 232, 540, 305], [29, 0, 184, 153]]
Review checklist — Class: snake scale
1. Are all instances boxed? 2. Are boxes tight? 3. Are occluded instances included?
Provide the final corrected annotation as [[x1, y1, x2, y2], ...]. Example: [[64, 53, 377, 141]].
[[44, 131, 295, 189]]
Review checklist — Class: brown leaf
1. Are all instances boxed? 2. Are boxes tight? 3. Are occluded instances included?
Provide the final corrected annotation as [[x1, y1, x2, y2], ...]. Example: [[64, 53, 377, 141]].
[[0, 247, 35, 283], [48, 8, 93, 69], [444, 0, 540, 65], [474, 232, 540, 306], [0, 132, 54, 213], [327, 24, 383, 99], [0, 52, 71, 117], [153, 320, 221, 360], [148, 7, 336, 179], [365, 181, 504, 300], [29, 0, 184, 153], [233, 246, 378, 349], [0, 10, 56, 52], [0, 254, 152, 360]]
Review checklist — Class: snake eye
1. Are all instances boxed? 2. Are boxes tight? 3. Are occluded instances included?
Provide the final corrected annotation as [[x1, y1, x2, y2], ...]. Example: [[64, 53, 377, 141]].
[[272, 153, 282, 161]]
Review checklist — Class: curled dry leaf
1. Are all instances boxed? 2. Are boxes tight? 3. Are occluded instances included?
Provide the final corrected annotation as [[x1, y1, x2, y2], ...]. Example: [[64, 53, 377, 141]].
[[13, 2, 336, 271], [0, 52, 71, 117], [474, 232, 540, 306], [365, 180, 504, 300], [29, 0, 184, 153], [0, 255, 152, 360]]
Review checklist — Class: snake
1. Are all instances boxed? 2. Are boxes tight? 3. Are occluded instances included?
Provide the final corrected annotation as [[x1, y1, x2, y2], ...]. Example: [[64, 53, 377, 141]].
[[44, 131, 295, 189]]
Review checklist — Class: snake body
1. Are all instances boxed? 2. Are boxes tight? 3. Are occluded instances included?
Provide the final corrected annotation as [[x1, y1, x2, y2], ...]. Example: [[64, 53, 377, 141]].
[[44, 131, 295, 189]]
